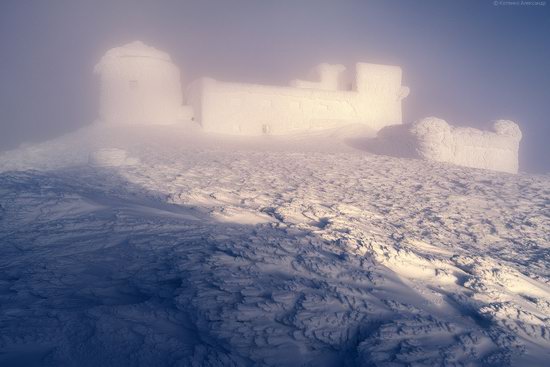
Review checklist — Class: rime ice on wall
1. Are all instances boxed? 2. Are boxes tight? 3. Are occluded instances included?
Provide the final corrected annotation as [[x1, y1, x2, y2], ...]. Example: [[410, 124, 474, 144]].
[[187, 63, 410, 135], [378, 117, 522, 173], [94, 41, 186, 125], [93, 43, 408, 134], [413, 118, 522, 173]]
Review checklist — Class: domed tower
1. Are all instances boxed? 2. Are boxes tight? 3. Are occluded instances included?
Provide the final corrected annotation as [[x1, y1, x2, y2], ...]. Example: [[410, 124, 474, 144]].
[[94, 41, 185, 125]]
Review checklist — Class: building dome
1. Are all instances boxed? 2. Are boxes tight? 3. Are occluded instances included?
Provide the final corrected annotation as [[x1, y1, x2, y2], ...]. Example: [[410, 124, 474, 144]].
[[94, 41, 184, 125]]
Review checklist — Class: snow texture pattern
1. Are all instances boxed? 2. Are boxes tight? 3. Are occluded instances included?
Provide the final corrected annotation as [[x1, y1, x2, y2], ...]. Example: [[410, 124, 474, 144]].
[[0, 126, 548, 366]]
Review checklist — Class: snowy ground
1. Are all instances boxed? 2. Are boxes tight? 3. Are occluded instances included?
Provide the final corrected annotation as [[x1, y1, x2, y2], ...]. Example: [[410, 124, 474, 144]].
[[0, 125, 549, 366]]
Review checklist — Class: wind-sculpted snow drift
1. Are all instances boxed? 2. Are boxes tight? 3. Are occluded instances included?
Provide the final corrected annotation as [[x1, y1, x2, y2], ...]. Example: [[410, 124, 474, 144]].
[[88, 148, 139, 167], [0, 127, 548, 366]]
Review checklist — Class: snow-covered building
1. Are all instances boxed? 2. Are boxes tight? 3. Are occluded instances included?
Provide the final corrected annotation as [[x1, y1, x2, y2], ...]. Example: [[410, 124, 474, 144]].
[[187, 63, 410, 135], [92, 42, 522, 173], [94, 41, 189, 125], [94, 42, 409, 134]]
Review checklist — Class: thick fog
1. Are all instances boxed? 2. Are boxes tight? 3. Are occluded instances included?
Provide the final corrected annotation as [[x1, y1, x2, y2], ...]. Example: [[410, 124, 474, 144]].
[[1, 0, 548, 173]]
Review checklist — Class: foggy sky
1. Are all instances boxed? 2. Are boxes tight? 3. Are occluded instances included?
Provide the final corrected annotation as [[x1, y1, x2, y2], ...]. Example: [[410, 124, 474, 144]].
[[1, 0, 549, 172]]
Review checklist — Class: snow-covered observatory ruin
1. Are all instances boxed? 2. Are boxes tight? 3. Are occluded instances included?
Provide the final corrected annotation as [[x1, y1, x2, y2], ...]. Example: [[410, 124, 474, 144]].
[[91, 42, 522, 173], [94, 41, 190, 125], [377, 117, 522, 173], [93, 41, 409, 134], [187, 63, 410, 135]]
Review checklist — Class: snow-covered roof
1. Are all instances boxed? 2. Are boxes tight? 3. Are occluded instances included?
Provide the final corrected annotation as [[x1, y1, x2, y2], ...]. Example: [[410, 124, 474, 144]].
[[94, 41, 173, 74]]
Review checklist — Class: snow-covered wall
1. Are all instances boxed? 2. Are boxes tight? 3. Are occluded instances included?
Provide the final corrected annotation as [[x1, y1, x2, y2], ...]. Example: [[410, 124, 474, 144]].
[[93, 44, 408, 135], [94, 41, 185, 125], [413, 117, 522, 173], [187, 63, 409, 135], [378, 117, 522, 173]]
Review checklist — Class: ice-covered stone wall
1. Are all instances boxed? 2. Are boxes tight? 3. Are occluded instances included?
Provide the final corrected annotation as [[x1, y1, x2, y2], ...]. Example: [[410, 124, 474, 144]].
[[187, 63, 409, 135], [412, 118, 522, 173], [377, 117, 522, 173], [94, 41, 185, 125]]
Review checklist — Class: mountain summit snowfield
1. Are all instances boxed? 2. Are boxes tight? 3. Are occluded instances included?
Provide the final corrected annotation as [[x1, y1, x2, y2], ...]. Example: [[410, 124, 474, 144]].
[[0, 124, 548, 366]]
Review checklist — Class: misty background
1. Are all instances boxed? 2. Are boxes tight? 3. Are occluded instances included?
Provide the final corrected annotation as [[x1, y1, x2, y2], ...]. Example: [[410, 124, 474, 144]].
[[1, 0, 548, 173]]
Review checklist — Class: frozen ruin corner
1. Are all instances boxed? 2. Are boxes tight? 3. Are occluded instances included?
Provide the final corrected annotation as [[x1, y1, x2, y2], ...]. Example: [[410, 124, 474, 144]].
[[492, 119, 522, 139], [410, 117, 522, 173]]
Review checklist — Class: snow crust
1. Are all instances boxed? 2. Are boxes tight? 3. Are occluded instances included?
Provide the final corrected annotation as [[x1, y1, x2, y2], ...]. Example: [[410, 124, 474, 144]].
[[0, 126, 548, 366], [88, 148, 138, 167]]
